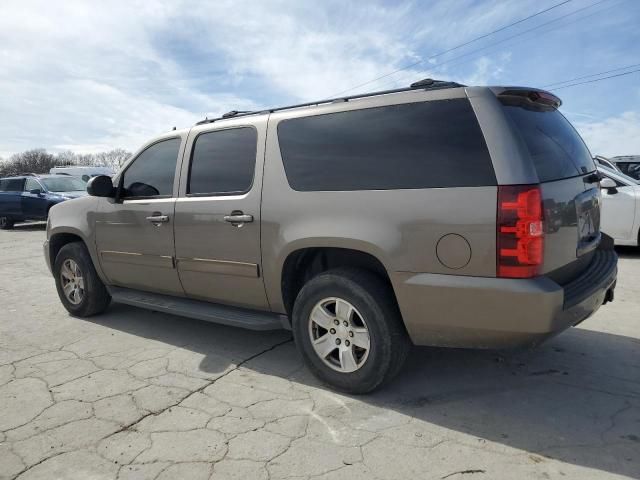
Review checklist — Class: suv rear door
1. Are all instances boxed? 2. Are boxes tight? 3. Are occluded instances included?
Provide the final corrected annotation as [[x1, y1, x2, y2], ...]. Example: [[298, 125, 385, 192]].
[[173, 117, 269, 310], [0, 178, 25, 219]]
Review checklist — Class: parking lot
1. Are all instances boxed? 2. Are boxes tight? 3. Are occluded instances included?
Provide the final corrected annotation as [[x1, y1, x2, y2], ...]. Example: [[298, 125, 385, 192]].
[[0, 224, 638, 480]]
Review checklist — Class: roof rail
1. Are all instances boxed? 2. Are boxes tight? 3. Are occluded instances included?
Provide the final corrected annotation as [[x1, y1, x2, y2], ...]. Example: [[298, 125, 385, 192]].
[[195, 78, 464, 126], [16, 173, 38, 177]]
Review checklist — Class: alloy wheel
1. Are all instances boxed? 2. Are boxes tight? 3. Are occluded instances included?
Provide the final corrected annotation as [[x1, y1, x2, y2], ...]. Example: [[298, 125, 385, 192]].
[[308, 297, 371, 373], [60, 259, 85, 305]]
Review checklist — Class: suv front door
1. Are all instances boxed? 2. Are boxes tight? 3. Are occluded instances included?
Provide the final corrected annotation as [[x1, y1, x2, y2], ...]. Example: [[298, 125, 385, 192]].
[[95, 135, 185, 296], [174, 119, 269, 310], [22, 177, 47, 220]]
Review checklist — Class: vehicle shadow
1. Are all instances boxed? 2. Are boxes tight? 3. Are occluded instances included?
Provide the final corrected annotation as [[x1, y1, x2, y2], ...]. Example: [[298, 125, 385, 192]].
[[616, 245, 640, 259], [87, 304, 639, 478]]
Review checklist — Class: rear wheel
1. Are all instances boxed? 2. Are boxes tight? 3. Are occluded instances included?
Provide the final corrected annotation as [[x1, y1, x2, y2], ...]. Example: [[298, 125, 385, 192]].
[[54, 242, 111, 317], [292, 268, 410, 394], [0, 216, 14, 230]]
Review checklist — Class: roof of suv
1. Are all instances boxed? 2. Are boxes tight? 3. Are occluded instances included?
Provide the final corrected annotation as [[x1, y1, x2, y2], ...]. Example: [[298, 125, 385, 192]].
[[195, 79, 466, 126]]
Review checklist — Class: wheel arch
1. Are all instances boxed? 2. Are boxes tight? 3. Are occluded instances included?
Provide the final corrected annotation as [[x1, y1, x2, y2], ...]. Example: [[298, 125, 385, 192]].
[[279, 246, 398, 319], [49, 231, 87, 266]]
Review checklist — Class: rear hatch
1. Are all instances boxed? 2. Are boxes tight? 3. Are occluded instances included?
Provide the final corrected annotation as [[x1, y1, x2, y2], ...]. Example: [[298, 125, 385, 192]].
[[499, 90, 600, 284]]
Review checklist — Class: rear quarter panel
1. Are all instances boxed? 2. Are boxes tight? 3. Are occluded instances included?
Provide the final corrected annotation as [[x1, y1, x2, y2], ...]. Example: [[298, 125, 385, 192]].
[[261, 89, 498, 313]]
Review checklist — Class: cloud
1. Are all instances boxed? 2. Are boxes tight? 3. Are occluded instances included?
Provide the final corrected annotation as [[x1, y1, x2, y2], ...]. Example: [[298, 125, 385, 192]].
[[575, 112, 640, 157], [0, 0, 636, 158]]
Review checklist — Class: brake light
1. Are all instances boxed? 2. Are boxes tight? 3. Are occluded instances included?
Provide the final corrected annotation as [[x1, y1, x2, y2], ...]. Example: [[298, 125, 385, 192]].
[[497, 185, 544, 278]]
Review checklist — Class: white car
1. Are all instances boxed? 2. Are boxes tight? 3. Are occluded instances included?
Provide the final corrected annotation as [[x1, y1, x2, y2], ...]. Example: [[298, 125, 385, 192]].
[[598, 166, 640, 246], [49, 166, 115, 182]]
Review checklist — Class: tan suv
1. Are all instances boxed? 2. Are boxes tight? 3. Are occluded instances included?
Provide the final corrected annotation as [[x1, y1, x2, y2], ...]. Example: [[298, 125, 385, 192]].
[[44, 79, 617, 393]]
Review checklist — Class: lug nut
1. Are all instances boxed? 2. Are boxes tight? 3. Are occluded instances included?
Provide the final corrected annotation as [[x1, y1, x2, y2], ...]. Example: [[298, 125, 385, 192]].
[[345, 340, 350, 347], [330, 328, 336, 334], [334, 319, 339, 325], [335, 339, 341, 345], [349, 331, 354, 337], [343, 321, 348, 327]]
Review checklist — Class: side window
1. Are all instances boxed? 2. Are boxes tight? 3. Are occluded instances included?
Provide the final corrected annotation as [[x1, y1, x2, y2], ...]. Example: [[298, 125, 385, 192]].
[[121, 138, 181, 198], [24, 178, 41, 192], [277, 99, 495, 191], [188, 127, 257, 196], [0, 178, 25, 192], [618, 163, 640, 180]]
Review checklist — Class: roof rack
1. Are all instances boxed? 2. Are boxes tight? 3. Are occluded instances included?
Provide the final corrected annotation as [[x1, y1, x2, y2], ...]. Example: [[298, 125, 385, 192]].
[[17, 173, 38, 177], [195, 79, 464, 126]]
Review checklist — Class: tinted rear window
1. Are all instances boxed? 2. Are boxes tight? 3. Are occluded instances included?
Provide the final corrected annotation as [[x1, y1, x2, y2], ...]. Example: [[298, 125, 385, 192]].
[[278, 99, 495, 191], [188, 127, 257, 195], [503, 106, 595, 182]]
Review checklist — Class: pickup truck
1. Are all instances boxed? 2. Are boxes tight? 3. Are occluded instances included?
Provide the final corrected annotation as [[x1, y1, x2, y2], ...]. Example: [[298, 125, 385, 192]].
[[0, 174, 87, 229]]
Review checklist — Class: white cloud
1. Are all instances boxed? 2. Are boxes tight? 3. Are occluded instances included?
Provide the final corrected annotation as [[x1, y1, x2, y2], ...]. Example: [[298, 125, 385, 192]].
[[575, 112, 640, 157], [1, 0, 633, 160]]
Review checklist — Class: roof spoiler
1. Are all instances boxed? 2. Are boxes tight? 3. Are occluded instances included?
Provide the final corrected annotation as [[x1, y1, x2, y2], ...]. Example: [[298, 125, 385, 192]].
[[496, 87, 562, 109]]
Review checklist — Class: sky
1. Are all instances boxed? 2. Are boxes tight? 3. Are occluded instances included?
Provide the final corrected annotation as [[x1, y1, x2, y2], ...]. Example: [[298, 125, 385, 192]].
[[0, 0, 639, 159]]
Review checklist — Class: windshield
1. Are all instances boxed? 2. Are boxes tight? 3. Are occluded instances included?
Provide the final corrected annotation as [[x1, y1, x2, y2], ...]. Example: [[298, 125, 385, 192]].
[[41, 177, 87, 192], [503, 106, 596, 182]]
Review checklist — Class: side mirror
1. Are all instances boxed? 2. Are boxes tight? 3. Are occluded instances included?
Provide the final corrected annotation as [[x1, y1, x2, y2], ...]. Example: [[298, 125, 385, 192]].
[[87, 175, 115, 197], [600, 177, 618, 194], [29, 188, 42, 195]]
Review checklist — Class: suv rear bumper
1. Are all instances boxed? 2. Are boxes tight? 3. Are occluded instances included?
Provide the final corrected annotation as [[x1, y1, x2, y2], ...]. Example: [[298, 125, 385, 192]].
[[392, 244, 617, 349]]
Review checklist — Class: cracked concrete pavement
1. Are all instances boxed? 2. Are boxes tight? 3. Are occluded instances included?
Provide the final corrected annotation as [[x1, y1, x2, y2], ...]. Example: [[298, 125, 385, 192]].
[[0, 223, 639, 479]]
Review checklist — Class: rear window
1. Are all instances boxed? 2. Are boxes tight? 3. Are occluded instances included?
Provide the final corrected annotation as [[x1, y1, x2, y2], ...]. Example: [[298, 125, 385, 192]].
[[277, 99, 495, 191], [0, 178, 25, 192], [503, 106, 595, 182]]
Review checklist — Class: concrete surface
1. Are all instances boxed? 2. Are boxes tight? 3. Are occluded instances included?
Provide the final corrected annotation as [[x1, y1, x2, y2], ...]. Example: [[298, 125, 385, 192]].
[[0, 223, 638, 480]]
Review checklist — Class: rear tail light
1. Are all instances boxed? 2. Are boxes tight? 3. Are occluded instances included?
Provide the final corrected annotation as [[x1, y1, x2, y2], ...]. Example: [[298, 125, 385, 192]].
[[497, 185, 544, 278]]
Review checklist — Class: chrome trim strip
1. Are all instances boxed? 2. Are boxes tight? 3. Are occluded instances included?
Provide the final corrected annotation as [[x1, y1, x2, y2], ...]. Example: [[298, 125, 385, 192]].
[[176, 194, 249, 202], [123, 198, 176, 204], [100, 250, 174, 269], [177, 257, 259, 277]]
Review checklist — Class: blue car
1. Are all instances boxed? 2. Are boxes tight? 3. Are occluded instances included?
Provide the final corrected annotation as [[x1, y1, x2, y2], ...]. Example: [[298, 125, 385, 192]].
[[0, 174, 87, 229]]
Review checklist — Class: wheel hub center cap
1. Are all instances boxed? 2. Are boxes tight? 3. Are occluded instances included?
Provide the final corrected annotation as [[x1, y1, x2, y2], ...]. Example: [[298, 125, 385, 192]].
[[335, 324, 349, 339]]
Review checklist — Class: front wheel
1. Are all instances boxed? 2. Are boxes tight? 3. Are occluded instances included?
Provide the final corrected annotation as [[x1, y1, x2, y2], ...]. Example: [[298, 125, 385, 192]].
[[54, 242, 111, 317], [292, 268, 410, 394], [0, 216, 14, 230]]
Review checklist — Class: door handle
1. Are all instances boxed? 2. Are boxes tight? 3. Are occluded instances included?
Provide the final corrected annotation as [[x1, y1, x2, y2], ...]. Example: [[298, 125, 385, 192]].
[[224, 212, 253, 225], [146, 214, 169, 224]]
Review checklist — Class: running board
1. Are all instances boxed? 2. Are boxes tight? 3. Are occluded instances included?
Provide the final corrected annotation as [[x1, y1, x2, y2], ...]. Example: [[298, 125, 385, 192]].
[[108, 287, 288, 331]]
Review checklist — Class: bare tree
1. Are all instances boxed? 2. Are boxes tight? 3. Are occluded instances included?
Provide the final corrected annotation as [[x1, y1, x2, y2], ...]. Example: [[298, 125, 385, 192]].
[[94, 149, 131, 169], [0, 148, 132, 177], [1, 149, 57, 176]]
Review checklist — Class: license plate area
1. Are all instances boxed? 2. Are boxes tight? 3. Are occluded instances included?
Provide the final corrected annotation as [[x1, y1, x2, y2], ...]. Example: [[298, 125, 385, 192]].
[[575, 188, 601, 257]]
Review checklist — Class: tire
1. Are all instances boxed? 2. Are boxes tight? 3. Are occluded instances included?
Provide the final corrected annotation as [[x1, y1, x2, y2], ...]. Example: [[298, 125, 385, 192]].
[[0, 216, 14, 230], [292, 268, 411, 394], [54, 242, 111, 317]]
